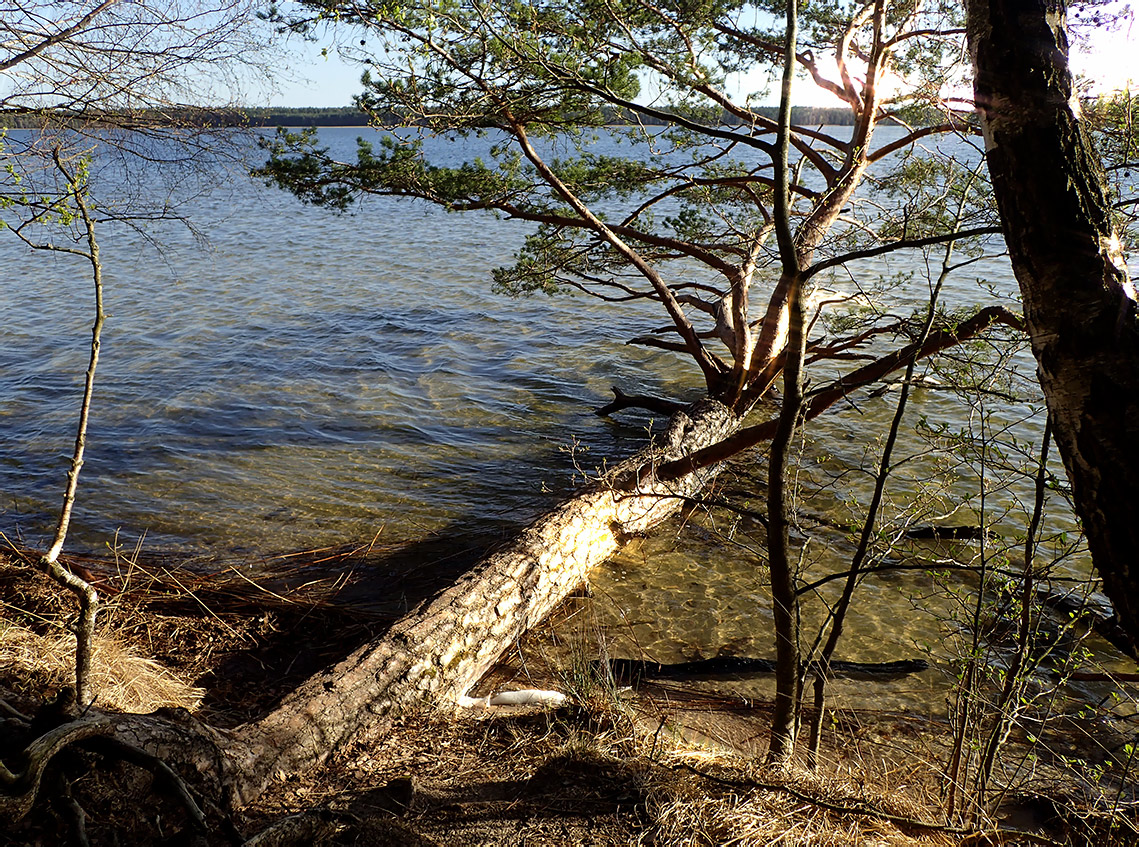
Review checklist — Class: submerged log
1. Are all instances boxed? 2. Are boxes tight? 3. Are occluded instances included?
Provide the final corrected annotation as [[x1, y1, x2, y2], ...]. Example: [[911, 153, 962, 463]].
[[601, 657, 930, 684], [1034, 586, 1136, 660], [904, 525, 987, 541]]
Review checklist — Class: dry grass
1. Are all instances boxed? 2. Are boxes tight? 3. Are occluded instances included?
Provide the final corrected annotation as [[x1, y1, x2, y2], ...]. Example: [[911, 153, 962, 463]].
[[642, 750, 957, 847], [316, 699, 964, 846], [5, 547, 1133, 845], [479, 600, 965, 844], [649, 794, 934, 846], [0, 543, 390, 722], [0, 619, 203, 712]]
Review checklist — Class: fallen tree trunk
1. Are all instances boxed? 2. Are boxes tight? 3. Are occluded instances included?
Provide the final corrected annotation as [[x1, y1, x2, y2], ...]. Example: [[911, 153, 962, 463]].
[[6, 400, 739, 824], [220, 398, 740, 804]]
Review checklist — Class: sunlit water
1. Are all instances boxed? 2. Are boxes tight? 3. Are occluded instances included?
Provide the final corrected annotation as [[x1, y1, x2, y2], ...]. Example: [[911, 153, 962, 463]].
[[1, 126, 1116, 713]]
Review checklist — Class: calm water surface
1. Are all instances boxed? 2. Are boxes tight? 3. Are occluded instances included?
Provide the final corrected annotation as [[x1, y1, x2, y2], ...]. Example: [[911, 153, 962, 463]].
[[1, 126, 1108, 711]]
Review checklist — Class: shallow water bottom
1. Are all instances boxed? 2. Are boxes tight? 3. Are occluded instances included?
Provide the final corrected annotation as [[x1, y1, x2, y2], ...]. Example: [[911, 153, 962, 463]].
[[568, 507, 1138, 721]]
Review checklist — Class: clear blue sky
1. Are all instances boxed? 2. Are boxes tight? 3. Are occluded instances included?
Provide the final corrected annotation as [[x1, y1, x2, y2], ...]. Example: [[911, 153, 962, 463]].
[[261, 40, 366, 108]]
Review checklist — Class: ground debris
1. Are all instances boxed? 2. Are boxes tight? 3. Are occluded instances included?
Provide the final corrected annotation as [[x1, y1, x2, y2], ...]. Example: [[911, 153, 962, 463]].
[[2, 549, 1135, 846]]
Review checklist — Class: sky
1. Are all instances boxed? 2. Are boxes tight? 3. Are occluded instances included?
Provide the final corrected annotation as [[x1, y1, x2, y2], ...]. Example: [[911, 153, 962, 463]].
[[1071, 14, 1138, 94], [261, 13, 1137, 110]]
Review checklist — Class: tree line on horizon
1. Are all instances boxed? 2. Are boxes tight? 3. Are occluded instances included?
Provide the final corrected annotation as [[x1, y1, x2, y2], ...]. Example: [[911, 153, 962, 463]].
[[2, 103, 874, 130]]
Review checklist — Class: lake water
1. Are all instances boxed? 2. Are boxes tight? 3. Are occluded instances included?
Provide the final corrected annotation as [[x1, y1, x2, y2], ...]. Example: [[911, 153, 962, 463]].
[[0, 125, 1111, 711]]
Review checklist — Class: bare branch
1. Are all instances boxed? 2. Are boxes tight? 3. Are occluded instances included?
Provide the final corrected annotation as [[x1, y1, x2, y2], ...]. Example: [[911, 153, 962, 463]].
[[652, 306, 1027, 481], [595, 385, 686, 417]]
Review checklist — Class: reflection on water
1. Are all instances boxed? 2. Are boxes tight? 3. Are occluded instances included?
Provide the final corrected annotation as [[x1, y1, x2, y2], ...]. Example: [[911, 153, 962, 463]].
[[1, 126, 1113, 714]]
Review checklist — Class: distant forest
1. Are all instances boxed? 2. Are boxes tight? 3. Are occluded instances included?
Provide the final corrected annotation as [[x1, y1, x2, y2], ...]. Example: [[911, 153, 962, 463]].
[[234, 104, 870, 127], [2, 104, 882, 130]]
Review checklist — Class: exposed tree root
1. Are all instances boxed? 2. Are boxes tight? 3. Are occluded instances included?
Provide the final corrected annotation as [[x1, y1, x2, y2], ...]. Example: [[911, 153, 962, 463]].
[[0, 716, 113, 821], [92, 736, 210, 837], [52, 771, 92, 847]]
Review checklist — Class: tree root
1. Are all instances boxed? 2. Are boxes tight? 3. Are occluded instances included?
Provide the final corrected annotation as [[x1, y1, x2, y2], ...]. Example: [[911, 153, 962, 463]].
[[0, 716, 113, 822], [52, 770, 91, 847], [1, 713, 227, 843], [0, 699, 32, 723], [91, 735, 210, 838]]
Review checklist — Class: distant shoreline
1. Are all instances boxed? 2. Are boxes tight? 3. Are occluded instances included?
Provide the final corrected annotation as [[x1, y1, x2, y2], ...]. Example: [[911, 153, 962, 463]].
[[2, 104, 883, 130], [235, 104, 869, 128]]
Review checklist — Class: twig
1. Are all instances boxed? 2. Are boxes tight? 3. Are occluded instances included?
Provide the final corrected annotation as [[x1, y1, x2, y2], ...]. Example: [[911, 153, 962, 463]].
[[672, 761, 1063, 843], [155, 569, 239, 637], [224, 567, 301, 606]]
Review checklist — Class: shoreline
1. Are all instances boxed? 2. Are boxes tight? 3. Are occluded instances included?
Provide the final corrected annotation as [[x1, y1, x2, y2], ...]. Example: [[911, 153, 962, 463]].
[[2, 549, 1134, 844]]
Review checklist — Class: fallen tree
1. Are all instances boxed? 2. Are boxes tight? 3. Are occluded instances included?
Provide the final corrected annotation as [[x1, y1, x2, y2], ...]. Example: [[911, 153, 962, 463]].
[[3, 306, 1019, 826], [3, 400, 739, 821], [6, 0, 1102, 837], [225, 398, 740, 803], [602, 656, 930, 683]]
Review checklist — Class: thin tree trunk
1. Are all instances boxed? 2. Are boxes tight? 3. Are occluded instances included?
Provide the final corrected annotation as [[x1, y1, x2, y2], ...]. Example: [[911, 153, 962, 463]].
[[974, 420, 1052, 814], [805, 178, 978, 766], [966, 0, 1139, 656], [765, 269, 805, 766], [764, 0, 804, 765], [37, 149, 104, 708]]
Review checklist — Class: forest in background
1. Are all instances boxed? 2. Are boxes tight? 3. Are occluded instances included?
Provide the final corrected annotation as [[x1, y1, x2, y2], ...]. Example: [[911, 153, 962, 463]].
[[2, 103, 869, 129]]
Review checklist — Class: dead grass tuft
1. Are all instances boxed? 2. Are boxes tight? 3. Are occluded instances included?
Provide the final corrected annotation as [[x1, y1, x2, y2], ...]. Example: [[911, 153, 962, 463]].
[[648, 790, 936, 846], [638, 746, 957, 847], [0, 619, 203, 712]]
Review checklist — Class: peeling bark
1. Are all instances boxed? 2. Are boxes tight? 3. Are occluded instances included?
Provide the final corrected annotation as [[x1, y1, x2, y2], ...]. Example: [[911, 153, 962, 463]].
[[967, 0, 1139, 654], [223, 399, 740, 804], [3, 401, 739, 825]]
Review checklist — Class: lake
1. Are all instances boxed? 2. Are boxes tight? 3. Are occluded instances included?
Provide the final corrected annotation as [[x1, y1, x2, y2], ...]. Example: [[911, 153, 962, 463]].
[[0, 125, 1103, 711]]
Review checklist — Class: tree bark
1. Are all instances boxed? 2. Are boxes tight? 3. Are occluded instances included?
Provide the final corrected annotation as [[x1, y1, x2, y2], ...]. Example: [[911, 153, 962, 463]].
[[223, 398, 740, 804], [966, 0, 1139, 655]]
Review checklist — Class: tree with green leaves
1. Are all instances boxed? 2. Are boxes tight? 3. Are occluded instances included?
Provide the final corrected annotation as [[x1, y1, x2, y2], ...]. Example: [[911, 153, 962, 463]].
[[257, 0, 1016, 765], [7, 0, 1135, 838]]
